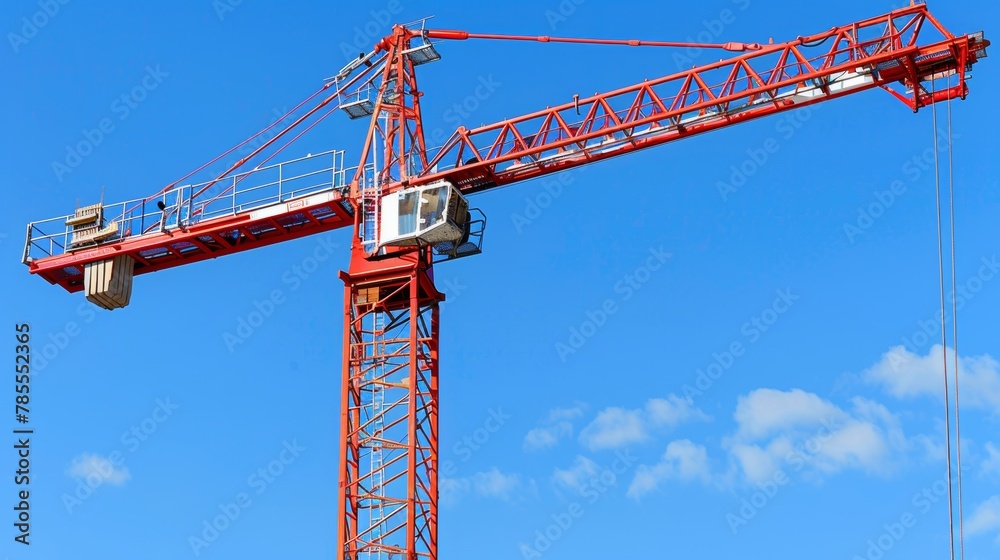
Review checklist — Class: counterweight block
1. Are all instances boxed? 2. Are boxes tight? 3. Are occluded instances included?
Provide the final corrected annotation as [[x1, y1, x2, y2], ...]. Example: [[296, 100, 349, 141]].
[[84, 255, 135, 310]]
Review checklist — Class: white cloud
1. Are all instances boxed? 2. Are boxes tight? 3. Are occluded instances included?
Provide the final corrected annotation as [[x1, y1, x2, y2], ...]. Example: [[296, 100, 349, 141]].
[[67, 453, 130, 486], [471, 468, 521, 498], [967, 496, 1000, 539], [646, 396, 710, 426], [725, 390, 906, 483], [440, 468, 524, 506], [809, 418, 890, 474], [912, 433, 947, 464], [579, 407, 646, 450], [627, 440, 711, 499], [864, 345, 1000, 411], [729, 441, 784, 483], [523, 404, 586, 452], [733, 388, 845, 440], [578, 395, 709, 451], [983, 442, 1000, 477], [439, 477, 467, 507], [553, 456, 600, 493], [546, 404, 587, 423], [620, 387, 942, 494], [524, 426, 568, 451]]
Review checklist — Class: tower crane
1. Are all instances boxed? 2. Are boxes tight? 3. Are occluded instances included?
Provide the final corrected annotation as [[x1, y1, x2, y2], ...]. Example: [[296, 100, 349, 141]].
[[21, 3, 989, 558]]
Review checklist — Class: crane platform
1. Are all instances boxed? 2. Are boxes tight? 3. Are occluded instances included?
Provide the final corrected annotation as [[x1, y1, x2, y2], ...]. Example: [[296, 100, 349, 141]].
[[23, 150, 355, 294]]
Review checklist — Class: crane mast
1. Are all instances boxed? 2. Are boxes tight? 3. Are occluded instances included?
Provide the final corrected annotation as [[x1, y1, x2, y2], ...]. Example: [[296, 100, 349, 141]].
[[19, 4, 989, 559], [337, 26, 442, 559]]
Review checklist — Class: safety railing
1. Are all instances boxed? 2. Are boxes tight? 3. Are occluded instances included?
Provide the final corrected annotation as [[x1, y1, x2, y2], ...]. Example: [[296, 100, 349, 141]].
[[23, 149, 350, 264]]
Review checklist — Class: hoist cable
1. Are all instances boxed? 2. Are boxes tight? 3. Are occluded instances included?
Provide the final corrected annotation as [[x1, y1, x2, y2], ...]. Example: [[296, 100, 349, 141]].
[[931, 76, 957, 560], [947, 88, 966, 560]]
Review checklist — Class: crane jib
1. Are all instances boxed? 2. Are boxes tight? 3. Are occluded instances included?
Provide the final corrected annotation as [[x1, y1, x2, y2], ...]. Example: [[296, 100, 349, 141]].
[[21, 5, 989, 303]]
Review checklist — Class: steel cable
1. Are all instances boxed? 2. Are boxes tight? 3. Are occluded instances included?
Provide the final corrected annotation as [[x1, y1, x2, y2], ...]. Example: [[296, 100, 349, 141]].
[[932, 76, 957, 560]]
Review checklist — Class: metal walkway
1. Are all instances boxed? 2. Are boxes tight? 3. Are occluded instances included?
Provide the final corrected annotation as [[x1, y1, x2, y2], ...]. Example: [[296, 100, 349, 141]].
[[25, 150, 349, 263], [23, 150, 359, 293]]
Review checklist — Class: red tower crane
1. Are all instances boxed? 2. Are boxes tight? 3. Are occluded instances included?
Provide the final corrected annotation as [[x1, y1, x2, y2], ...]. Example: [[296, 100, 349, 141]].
[[21, 3, 989, 559]]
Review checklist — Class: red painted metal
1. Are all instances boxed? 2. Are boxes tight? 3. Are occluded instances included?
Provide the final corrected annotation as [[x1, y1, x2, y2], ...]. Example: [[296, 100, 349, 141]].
[[337, 9, 985, 559], [418, 4, 989, 194], [425, 29, 762, 51], [28, 193, 354, 293], [350, 25, 434, 197], [338, 250, 442, 560], [338, 25, 443, 560], [26, 5, 987, 294]]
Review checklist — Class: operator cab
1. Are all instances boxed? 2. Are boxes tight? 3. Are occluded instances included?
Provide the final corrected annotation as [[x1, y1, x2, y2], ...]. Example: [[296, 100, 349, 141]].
[[379, 180, 468, 248], [377, 180, 485, 261]]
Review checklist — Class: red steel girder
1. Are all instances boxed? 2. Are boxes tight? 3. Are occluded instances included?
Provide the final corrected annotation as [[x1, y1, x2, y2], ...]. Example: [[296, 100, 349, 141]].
[[24, 4, 987, 299], [351, 24, 433, 199], [425, 28, 762, 52], [417, 4, 988, 194], [27, 193, 354, 293], [338, 249, 441, 560]]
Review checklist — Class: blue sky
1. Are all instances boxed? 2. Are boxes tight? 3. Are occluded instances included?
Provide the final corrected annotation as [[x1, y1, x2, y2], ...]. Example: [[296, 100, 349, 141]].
[[2, 0, 1000, 558]]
